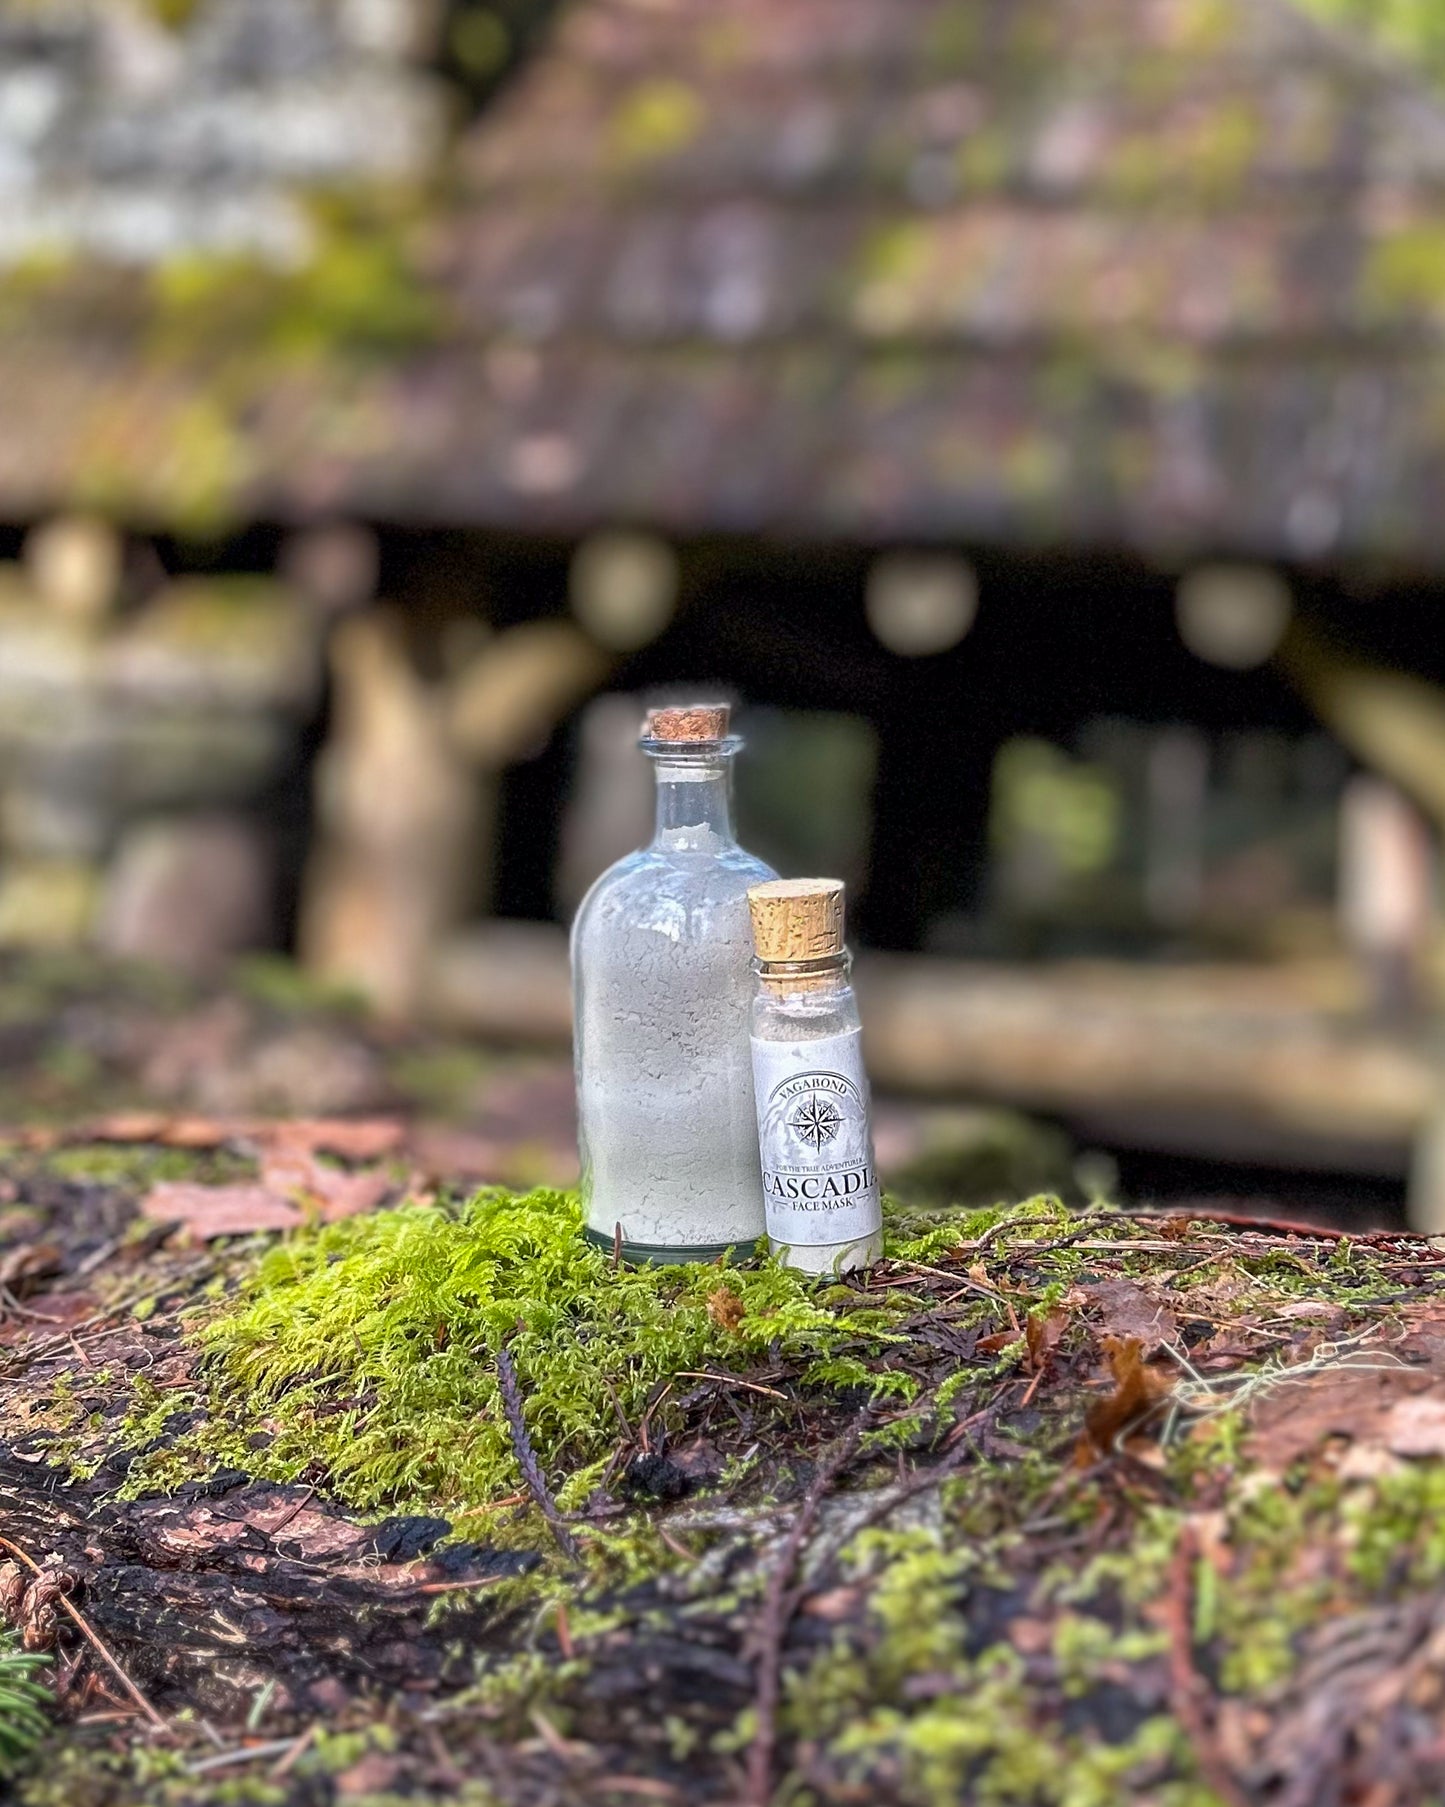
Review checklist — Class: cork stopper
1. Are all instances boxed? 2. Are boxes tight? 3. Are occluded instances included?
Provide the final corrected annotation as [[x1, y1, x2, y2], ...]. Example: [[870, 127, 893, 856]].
[[644, 703, 730, 743], [748, 878, 846, 963]]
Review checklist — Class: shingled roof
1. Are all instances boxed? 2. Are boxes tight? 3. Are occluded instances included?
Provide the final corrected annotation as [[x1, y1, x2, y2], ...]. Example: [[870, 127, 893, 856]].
[[7, 0, 1445, 565]]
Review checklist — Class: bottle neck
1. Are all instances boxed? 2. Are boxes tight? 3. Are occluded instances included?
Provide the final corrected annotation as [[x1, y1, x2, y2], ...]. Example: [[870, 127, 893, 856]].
[[755, 953, 852, 997], [650, 751, 737, 849]]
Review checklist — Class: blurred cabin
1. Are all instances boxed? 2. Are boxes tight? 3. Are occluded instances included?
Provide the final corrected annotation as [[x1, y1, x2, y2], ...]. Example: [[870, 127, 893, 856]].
[[4, 0, 1445, 1203]]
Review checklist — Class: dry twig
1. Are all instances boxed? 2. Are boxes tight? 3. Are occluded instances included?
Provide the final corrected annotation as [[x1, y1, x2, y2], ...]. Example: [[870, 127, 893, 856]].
[[497, 1343, 582, 1564], [0, 1531, 168, 1735]]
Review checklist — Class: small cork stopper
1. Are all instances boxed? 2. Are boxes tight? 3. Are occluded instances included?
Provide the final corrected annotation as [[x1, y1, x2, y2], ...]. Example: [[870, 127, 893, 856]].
[[748, 878, 845, 963], [644, 703, 730, 743]]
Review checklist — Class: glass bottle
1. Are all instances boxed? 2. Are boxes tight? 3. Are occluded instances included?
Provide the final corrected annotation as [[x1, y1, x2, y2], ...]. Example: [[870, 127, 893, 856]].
[[571, 703, 776, 1262], [747, 878, 883, 1275]]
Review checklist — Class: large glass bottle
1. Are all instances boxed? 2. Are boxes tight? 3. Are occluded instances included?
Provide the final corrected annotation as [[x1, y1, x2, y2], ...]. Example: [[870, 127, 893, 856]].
[[571, 703, 776, 1261]]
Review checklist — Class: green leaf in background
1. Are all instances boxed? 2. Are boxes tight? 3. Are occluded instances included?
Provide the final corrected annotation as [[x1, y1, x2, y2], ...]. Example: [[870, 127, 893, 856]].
[[1297, 0, 1445, 84]]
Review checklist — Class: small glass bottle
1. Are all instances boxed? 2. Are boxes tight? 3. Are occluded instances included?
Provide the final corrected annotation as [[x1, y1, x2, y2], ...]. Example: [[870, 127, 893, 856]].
[[747, 879, 883, 1275], [571, 703, 776, 1262]]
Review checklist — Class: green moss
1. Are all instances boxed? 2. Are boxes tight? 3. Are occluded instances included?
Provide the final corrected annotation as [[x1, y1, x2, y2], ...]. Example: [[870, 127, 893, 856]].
[[386, 1045, 492, 1118], [1294, 0, 1445, 83], [141, 0, 202, 28], [46, 1142, 253, 1190], [610, 81, 706, 166], [449, 6, 512, 80], [1344, 1464, 1445, 1591], [1365, 223, 1445, 317], [68, 1179, 1445, 1804], [118, 1188, 925, 1518], [231, 955, 369, 1019], [150, 196, 444, 364]]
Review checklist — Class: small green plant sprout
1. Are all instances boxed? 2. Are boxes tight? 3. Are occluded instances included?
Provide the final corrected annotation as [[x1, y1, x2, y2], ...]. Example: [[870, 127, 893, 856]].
[[0, 1637, 49, 1780]]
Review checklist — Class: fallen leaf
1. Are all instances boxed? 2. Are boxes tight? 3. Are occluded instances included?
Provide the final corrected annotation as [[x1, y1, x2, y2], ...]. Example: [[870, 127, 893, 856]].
[[336, 1755, 403, 1798], [1007, 1616, 1053, 1655], [976, 1330, 1018, 1355], [1246, 1344, 1439, 1470], [706, 1286, 746, 1333], [0, 1243, 62, 1294], [1081, 1279, 1176, 1350], [1335, 1443, 1407, 1482], [160, 1115, 240, 1150], [669, 1438, 725, 1484], [144, 1183, 304, 1239], [0, 1291, 97, 1346], [86, 1114, 241, 1150], [268, 1119, 406, 1162], [1384, 1395, 1445, 1458], [85, 1112, 171, 1143], [801, 1586, 862, 1622], [260, 1147, 391, 1219], [1079, 1336, 1173, 1461], [1025, 1303, 1069, 1372]]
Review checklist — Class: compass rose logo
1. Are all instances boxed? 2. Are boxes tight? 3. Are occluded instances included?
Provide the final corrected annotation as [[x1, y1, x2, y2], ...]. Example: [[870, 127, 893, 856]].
[[790, 1094, 842, 1149]]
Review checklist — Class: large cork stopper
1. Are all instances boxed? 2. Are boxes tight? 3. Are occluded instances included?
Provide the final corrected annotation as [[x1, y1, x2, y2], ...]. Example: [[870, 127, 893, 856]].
[[748, 878, 846, 963], [644, 703, 730, 743]]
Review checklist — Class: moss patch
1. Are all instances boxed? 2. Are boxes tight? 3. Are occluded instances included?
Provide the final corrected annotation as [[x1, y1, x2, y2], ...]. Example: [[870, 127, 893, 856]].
[[12, 1138, 1445, 1806], [117, 1187, 937, 1515]]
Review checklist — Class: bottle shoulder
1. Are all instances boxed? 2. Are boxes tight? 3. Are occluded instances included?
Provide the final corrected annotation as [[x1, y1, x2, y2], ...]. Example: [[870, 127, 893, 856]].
[[573, 842, 777, 937]]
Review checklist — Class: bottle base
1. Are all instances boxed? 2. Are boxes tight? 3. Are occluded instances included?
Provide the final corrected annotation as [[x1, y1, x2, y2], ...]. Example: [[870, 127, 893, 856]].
[[770, 1232, 883, 1276], [582, 1225, 761, 1266]]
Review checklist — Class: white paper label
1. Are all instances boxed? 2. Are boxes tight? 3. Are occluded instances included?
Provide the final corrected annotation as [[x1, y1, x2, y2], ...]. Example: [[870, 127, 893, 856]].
[[750, 1028, 881, 1247]]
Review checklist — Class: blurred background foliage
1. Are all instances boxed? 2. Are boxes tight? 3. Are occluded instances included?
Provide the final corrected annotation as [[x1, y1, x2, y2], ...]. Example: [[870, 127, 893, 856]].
[[1300, 0, 1445, 80]]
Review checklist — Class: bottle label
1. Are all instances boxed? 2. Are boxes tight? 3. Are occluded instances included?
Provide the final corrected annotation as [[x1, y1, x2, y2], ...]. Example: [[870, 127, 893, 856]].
[[750, 1028, 881, 1247]]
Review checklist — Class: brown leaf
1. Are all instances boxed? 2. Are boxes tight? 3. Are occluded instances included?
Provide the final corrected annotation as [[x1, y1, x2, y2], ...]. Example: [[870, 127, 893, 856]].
[[0, 1291, 97, 1346], [267, 1119, 406, 1162], [87, 1114, 240, 1150], [160, 1115, 241, 1150], [259, 1147, 391, 1220], [1079, 1336, 1174, 1461], [1081, 1279, 1176, 1350], [800, 1586, 861, 1622], [706, 1285, 746, 1334], [0, 1243, 62, 1295], [1245, 1323, 1445, 1469], [669, 1438, 725, 1484], [976, 1330, 1017, 1356], [1007, 1616, 1053, 1655], [1383, 1395, 1445, 1458], [1025, 1304, 1070, 1373], [144, 1182, 305, 1239], [85, 1112, 172, 1143]]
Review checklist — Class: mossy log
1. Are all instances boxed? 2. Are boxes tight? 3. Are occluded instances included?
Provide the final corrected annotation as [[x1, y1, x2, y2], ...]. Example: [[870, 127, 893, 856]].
[[0, 1143, 1442, 1804], [0, 955, 1440, 1804]]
